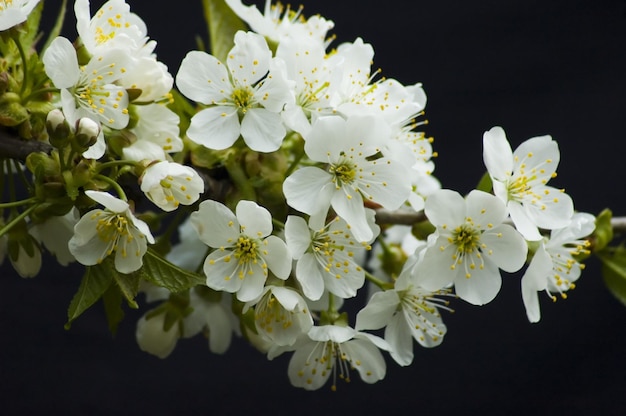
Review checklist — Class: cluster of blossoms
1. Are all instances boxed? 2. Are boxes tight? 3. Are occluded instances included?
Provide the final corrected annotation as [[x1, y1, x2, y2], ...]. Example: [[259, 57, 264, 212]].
[[0, 0, 601, 391]]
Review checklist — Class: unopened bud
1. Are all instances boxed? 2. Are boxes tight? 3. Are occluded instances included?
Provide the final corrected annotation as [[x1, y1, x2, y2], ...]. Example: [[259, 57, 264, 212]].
[[46, 109, 71, 147], [73, 117, 100, 151]]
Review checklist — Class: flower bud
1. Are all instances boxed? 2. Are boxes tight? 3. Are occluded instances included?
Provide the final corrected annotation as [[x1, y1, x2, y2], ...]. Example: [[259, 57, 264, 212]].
[[46, 109, 71, 148], [72, 117, 100, 152], [7, 221, 42, 278], [136, 310, 181, 359]]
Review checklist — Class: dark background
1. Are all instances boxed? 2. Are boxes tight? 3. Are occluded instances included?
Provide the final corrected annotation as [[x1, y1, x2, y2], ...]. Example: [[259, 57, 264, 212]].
[[2, 0, 626, 414]]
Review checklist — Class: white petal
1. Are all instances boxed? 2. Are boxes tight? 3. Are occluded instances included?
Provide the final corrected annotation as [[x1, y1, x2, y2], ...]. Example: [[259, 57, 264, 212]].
[[263, 235, 292, 279], [187, 107, 240, 150], [424, 189, 466, 227], [85, 190, 129, 213], [203, 250, 241, 293], [236, 200, 272, 238], [385, 314, 414, 366], [331, 187, 372, 242], [521, 243, 552, 323], [481, 224, 528, 273], [287, 340, 330, 390], [483, 126, 513, 180], [355, 290, 400, 330], [190, 200, 239, 248], [509, 200, 542, 241], [228, 31, 271, 85], [240, 108, 286, 152], [454, 259, 501, 305], [284, 215, 312, 260], [43, 37, 80, 89], [295, 254, 325, 301], [283, 167, 333, 215], [176, 50, 231, 104], [341, 339, 386, 384]]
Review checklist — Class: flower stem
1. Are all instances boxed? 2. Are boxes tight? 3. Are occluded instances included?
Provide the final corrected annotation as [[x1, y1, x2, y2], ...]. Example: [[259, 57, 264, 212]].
[[94, 174, 128, 201], [14, 37, 29, 96], [0, 203, 39, 239], [22, 87, 60, 103], [364, 270, 393, 290], [0, 196, 39, 208]]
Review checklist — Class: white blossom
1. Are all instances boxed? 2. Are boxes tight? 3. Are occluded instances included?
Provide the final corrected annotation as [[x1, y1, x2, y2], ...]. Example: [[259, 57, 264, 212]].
[[74, 0, 154, 56], [123, 104, 183, 162], [0, 0, 40, 31], [283, 115, 411, 242], [357, 252, 450, 366], [136, 310, 180, 359], [521, 212, 595, 322], [43, 36, 132, 158], [140, 161, 204, 212], [30, 208, 79, 266], [225, 0, 334, 46], [285, 212, 378, 300], [190, 200, 291, 302], [68, 190, 155, 273], [246, 285, 313, 347], [483, 126, 574, 240], [176, 31, 293, 152], [282, 325, 389, 391], [419, 189, 528, 305]]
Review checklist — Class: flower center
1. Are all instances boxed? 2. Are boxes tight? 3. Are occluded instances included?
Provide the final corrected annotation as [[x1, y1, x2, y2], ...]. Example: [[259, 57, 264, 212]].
[[329, 161, 356, 187], [231, 86, 255, 113], [452, 225, 480, 254], [235, 236, 259, 264]]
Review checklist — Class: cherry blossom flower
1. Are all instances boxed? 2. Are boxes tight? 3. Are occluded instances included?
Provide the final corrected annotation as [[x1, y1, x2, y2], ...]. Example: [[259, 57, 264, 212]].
[[123, 104, 183, 162], [140, 161, 204, 212], [176, 31, 293, 152], [74, 0, 154, 56], [225, 0, 334, 46], [190, 200, 291, 302], [43, 36, 132, 158], [357, 251, 450, 366], [283, 115, 411, 242], [0, 0, 40, 31], [483, 126, 574, 241], [68, 191, 154, 273], [280, 325, 389, 391], [285, 212, 378, 300], [246, 285, 313, 346], [521, 212, 595, 322], [419, 189, 528, 305]]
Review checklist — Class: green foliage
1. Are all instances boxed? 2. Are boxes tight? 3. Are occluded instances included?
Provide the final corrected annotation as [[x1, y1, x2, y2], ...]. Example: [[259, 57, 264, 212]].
[[202, 0, 246, 62], [102, 283, 125, 336], [598, 245, 626, 307], [65, 262, 114, 329], [140, 248, 206, 293], [41, 0, 68, 52], [593, 209, 613, 252], [476, 171, 493, 193]]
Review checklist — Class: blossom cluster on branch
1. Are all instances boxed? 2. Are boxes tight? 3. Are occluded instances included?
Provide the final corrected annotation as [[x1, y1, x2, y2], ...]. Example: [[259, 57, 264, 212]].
[[0, 0, 624, 391]]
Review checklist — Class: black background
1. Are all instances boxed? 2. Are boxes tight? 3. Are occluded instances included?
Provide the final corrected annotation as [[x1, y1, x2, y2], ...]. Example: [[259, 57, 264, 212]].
[[2, 0, 626, 414]]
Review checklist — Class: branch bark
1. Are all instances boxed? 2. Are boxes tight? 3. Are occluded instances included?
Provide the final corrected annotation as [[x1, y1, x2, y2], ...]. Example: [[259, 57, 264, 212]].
[[0, 129, 52, 161]]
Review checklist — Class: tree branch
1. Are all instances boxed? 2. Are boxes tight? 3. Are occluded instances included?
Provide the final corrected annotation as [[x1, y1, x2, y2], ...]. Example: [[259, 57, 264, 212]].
[[0, 129, 52, 162]]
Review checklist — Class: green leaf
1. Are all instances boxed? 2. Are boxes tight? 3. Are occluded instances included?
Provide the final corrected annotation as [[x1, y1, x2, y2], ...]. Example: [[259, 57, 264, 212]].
[[18, 0, 43, 47], [41, 0, 68, 53], [101, 283, 125, 337], [112, 267, 141, 309], [593, 208, 613, 252], [202, 0, 246, 62], [598, 245, 626, 307], [476, 171, 493, 193], [141, 248, 206, 293], [65, 264, 114, 329]]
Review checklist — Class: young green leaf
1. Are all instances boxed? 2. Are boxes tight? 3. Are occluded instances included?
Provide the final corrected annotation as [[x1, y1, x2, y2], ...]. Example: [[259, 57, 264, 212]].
[[202, 0, 246, 63], [598, 245, 626, 307], [141, 248, 206, 293], [65, 263, 114, 329], [102, 284, 125, 337], [592, 208, 613, 252], [476, 171, 493, 193]]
